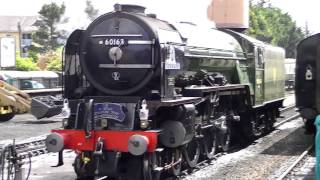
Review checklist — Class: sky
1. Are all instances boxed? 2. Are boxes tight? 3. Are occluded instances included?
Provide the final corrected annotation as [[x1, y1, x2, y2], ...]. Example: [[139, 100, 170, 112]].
[[0, 0, 319, 34], [269, 0, 320, 34]]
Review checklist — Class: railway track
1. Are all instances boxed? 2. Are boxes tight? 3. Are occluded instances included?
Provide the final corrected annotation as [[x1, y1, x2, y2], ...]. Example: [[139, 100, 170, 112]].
[[275, 104, 299, 128], [274, 113, 300, 128], [0, 137, 47, 159], [279, 104, 295, 113], [0, 137, 47, 180], [276, 143, 314, 180], [177, 152, 224, 179]]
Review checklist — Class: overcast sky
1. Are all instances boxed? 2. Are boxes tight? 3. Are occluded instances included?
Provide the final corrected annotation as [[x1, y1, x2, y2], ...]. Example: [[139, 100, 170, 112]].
[[0, 0, 319, 34], [269, 0, 319, 34]]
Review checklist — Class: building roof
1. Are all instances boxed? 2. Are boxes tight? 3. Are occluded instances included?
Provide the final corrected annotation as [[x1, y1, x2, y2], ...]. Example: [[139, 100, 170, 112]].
[[0, 71, 58, 79], [0, 16, 38, 33]]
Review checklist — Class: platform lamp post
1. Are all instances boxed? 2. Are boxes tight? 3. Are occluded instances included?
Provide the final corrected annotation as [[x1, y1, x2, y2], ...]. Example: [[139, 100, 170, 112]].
[[315, 115, 320, 180], [17, 21, 22, 58]]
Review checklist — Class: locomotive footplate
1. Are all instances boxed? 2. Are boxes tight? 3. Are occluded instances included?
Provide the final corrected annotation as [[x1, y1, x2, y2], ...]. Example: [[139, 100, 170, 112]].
[[147, 97, 202, 115], [183, 84, 248, 96]]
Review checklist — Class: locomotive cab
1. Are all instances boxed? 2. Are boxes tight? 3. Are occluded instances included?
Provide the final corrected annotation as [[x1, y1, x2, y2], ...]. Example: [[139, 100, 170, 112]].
[[296, 33, 320, 132]]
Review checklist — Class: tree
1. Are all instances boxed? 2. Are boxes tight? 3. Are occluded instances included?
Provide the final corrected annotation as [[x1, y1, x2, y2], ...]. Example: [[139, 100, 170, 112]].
[[305, 21, 311, 37], [37, 49, 62, 71], [85, 0, 99, 21], [33, 2, 66, 52], [47, 58, 62, 71], [247, 1, 305, 58], [16, 56, 38, 71]]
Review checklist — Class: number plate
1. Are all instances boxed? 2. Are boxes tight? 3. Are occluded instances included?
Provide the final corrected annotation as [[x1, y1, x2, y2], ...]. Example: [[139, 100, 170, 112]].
[[94, 103, 126, 122], [104, 38, 128, 46]]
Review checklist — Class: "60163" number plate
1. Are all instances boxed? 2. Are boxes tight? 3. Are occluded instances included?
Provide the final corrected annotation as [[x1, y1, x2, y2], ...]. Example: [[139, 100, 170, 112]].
[[105, 38, 127, 46]]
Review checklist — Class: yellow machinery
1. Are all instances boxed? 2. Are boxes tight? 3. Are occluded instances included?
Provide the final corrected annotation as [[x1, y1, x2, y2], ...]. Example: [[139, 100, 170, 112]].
[[0, 80, 31, 121]]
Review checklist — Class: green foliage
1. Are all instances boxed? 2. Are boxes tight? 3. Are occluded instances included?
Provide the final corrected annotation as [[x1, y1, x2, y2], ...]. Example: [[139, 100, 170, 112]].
[[28, 51, 38, 63], [15, 55, 39, 71], [85, 0, 99, 21], [38, 49, 62, 71], [47, 58, 62, 71], [33, 2, 66, 52], [27, 48, 40, 63], [247, 1, 305, 58]]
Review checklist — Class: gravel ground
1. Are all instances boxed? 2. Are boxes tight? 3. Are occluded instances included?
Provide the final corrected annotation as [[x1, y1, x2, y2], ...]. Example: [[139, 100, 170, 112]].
[[182, 118, 314, 180], [26, 150, 77, 180], [0, 113, 61, 141]]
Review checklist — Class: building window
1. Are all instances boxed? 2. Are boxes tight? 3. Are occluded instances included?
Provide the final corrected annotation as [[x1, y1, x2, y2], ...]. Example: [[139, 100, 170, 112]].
[[22, 33, 31, 39], [21, 33, 32, 47]]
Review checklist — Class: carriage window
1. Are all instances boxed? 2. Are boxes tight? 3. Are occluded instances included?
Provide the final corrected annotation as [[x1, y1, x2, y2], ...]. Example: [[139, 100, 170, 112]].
[[257, 48, 264, 66]]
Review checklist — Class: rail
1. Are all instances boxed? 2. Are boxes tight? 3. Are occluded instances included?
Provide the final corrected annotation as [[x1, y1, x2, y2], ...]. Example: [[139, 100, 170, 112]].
[[0, 137, 47, 180], [274, 104, 299, 128], [276, 143, 314, 180], [0, 137, 47, 160], [274, 113, 300, 128], [279, 104, 295, 113]]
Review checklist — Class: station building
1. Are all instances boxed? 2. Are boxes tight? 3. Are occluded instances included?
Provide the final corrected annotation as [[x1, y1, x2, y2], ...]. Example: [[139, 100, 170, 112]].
[[0, 16, 39, 57]]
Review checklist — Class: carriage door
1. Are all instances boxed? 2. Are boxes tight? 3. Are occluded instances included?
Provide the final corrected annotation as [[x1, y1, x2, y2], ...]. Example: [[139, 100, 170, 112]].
[[255, 47, 265, 105]]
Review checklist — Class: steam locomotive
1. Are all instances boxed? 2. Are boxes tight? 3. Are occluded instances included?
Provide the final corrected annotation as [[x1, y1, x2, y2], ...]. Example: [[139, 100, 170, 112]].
[[34, 4, 285, 180], [295, 33, 320, 133]]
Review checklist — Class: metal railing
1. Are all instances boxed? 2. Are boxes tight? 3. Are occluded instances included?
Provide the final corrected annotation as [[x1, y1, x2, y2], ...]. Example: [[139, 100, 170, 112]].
[[22, 88, 62, 97]]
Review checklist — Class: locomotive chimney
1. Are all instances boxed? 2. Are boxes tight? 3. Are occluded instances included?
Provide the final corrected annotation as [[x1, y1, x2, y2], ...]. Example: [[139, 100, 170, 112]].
[[114, 4, 146, 14]]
